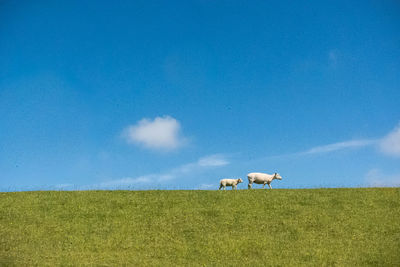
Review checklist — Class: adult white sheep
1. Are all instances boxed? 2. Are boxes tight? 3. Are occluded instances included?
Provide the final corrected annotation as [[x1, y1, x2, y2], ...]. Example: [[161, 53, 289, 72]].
[[219, 178, 243, 190], [247, 172, 283, 189]]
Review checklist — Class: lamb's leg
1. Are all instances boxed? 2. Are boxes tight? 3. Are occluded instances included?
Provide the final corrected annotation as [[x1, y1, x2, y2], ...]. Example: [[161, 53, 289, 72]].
[[268, 183, 272, 189], [248, 182, 252, 189], [219, 184, 222, 190], [262, 183, 266, 189]]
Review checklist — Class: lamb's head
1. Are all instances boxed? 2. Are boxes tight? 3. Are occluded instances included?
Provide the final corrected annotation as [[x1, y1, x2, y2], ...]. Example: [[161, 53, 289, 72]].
[[237, 178, 243, 183], [274, 173, 283, 180]]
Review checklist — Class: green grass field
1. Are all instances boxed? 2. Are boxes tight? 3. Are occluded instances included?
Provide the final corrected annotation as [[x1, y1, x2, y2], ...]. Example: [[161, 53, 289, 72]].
[[1, 188, 399, 266]]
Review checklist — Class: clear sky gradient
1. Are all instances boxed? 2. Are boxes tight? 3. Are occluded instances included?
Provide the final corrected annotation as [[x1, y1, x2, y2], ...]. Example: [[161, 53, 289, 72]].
[[1, 1, 399, 191]]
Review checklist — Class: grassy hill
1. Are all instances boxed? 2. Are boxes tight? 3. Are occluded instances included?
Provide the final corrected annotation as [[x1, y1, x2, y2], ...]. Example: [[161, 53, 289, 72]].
[[1, 188, 399, 266]]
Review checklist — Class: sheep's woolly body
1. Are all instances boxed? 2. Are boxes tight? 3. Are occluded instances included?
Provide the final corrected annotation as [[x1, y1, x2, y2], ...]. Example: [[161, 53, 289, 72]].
[[219, 178, 243, 190], [247, 172, 282, 189]]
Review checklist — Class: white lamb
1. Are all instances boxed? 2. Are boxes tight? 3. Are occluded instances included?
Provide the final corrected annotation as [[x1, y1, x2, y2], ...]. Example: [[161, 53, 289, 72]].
[[219, 178, 243, 190]]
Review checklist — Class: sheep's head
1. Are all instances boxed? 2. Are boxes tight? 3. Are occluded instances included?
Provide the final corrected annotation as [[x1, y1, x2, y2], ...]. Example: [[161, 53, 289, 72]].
[[237, 178, 243, 183], [274, 173, 283, 180]]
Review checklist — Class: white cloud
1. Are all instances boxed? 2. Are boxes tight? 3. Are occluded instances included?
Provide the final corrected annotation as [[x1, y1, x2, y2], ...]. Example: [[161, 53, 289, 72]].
[[302, 124, 400, 157], [303, 139, 376, 155], [249, 139, 379, 163], [378, 124, 400, 157], [251, 124, 400, 164], [365, 169, 400, 187], [123, 116, 184, 150], [95, 154, 230, 188], [197, 154, 230, 167], [156, 174, 175, 182], [165, 154, 230, 178]]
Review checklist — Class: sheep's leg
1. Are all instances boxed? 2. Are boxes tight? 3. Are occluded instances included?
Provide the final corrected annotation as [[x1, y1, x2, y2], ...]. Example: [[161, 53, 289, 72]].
[[219, 184, 223, 190], [268, 183, 272, 189], [248, 182, 252, 189], [262, 183, 266, 189], [233, 185, 237, 190]]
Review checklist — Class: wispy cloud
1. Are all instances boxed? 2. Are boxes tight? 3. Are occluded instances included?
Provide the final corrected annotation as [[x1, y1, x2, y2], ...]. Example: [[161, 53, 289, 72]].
[[264, 123, 400, 158], [365, 168, 400, 187], [302, 139, 377, 155], [378, 124, 400, 157], [96, 154, 230, 188], [250, 138, 378, 163], [197, 154, 230, 167], [122, 116, 186, 151], [304, 123, 400, 157], [257, 136, 396, 163]]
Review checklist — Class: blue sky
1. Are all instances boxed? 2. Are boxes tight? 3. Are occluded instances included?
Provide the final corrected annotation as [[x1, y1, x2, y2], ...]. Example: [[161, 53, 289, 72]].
[[1, 0, 399, 191]]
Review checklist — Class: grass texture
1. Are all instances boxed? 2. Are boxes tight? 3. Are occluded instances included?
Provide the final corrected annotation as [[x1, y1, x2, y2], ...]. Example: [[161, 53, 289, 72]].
[[1, 188, 399, 266]]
